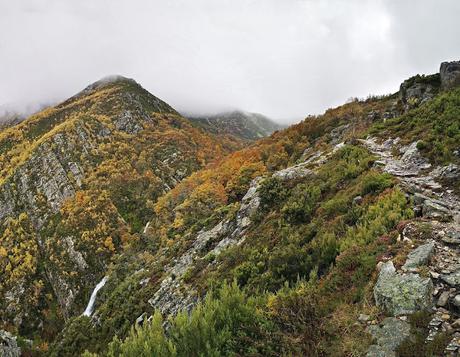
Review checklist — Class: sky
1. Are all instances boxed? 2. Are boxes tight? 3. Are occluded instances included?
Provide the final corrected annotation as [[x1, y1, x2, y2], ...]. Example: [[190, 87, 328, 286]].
[[0, 0, 459, 123]]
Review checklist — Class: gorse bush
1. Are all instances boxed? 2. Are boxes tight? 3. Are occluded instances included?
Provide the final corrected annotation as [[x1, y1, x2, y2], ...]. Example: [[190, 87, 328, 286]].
[[105, 282, 276, 357], [281, 184, 320, 224]]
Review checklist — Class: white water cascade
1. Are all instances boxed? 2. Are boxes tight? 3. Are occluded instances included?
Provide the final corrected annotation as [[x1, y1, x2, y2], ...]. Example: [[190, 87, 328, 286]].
[[143, 221, 150, 234], [82, 276, 108, 317]]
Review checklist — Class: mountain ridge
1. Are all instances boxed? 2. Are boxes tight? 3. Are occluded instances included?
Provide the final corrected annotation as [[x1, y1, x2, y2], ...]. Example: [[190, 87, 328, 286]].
[[187, 110, 284, 140], [0, 77, 246, 340], [1, 61, 460, 356]]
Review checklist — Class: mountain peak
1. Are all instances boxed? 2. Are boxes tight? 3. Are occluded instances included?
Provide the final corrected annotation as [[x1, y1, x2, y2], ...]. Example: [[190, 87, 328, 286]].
[[75, 75, 138, 97]]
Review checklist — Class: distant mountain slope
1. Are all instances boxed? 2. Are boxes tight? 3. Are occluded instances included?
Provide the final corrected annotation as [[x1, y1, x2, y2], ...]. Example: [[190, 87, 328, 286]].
[[0, 76, 243, 341], [188, 110, 283, 140]]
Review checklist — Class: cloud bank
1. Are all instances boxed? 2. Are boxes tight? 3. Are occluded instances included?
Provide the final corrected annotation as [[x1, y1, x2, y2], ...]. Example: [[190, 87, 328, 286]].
[[0, 0, 459, 122]]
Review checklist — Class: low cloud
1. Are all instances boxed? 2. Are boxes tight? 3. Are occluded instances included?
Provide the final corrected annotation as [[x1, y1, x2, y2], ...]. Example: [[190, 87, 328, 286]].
[[0, 0, 459, 123]]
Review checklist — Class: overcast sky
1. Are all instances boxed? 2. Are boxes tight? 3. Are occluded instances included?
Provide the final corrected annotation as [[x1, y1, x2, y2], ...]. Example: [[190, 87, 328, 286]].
[[0, 0, 459, 123]]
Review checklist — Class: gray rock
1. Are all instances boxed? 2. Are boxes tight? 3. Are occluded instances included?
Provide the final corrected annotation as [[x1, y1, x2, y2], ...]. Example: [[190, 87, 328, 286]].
[[400, 78, 436, 111], [135, 312, 147, 325], [402, 241, 435, 271], [441, 230, 460, 245], [440, 61, 460, 89], [374, 263, 433, 315], [149, 177, 264, 316], [441, 269, 460, 287], [235, 177, 262, 231], [445, 332, 460, 354], [366, 317, 411, 356], [366, 344, 394, 357], [384, 142, 431, 177], [272, 163, 315, 181], [453, 295, 460, 308], [437, 291, 450, 307], [353, 195, 363, 205], [114, 110, 143, 134], [400, 142, 432, 170], [0, 330, 21, 357], [432, 163, 460, 181], [423, 199, 452, 221], [329, 123, 351, 144], [379, 261, 396, 276]]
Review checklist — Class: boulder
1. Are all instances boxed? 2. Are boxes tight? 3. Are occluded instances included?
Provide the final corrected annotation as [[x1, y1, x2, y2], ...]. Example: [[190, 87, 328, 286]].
[[422, 199, 452, 221], [366, 317, 411, 357], [402, 241, 435, 271], [441, 269, 460, 287], [453, 295, 460, 308], [374, 262, 433, 315], [440, 61, 460, 89], [437, 291, 450, 307], [272, 164, 315, 181]]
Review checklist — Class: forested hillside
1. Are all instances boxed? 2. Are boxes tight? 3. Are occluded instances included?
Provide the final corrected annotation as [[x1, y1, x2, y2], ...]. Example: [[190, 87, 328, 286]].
[[0, 76, 245, 351]]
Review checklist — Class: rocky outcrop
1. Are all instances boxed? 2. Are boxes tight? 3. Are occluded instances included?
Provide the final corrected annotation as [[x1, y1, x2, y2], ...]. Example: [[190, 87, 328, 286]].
[[0, 330, 21, 357], [385, 141, 431, 177], [366, 317, 411, 357], [329, 123, 351, 145], [374, 261, 433, 316], [399, 74, 439, 111], [440, 61, 460, 89], [0, 129, 88, 230], [272, 163, 315, 181], [148, 177, 263, 315], [402, 241, 435, 272], [432, 163, 460, 181]]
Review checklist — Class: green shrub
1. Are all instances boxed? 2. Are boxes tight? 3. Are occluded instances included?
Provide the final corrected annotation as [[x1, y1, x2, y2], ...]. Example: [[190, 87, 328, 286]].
[[361, 172, 394, 195], [105, 282, 276, 357], [281, 184, 321, 223]]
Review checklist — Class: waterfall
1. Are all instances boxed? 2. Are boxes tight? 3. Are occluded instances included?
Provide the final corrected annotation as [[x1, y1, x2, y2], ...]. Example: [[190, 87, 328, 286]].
[[143, 221, 150, 234], [82, 276, 108, 317]]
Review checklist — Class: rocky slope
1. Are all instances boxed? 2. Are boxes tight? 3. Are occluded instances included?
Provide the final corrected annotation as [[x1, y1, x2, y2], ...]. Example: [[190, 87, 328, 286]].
[[2, 61, 460, 356], [187, 110, 283, 140]]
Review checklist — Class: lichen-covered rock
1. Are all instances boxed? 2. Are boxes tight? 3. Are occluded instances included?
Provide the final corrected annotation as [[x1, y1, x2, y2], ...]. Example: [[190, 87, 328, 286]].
[[402, 241, 435, 272], [0, 330, 21, 357], [272, 163, 315, 181], [235, 177, 262, 231], [441, 269, 460, 287], [366, 317, 411, 357], [374, 261, 433, 315]]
